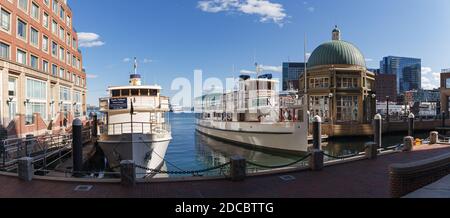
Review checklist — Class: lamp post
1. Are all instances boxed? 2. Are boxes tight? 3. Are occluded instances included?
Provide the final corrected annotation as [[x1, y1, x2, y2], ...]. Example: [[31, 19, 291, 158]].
[[328, 93, 334, 123], [371, 94, 376, 121], [386, 96, 390, 123]]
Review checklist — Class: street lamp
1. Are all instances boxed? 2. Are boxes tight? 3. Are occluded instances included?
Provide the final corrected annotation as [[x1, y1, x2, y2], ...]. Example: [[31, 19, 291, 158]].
[[371, 94, 376, 120], [386, 96, 390, 123], [328, 93, 334, 123]]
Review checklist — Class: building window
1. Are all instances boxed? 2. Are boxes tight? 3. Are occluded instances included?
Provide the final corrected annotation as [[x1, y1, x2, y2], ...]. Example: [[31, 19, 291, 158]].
[[42, 35, 49, 52], [30, 27, 39, 46], [309, 77, 330, 89], [52, 0, 58, 13], [42, 60, 49, 73], [66, 16, 71, 27], [52, 64, 57, 76], [18, 0, 29, 12], [8, 78, 17, 120], [31, 2, 40, 20], [59, 27, 64, 40], [337, 77, 359, 89], [17, 19, 27, 40], [27, 78, 47, 100], [26, 102, 46, 124], [0, 42, 10, 59], [59, 6, 65, 20], [43, 0, 49, 6], [59, 46, 64, 61], [52, 41, 57, 56], [52, 20, 57, 34], [336, 95, 359, 122], [59, 68, 64, 78], [30, 55, 38, 69], [309, 96, 331, 121], [60, 86, 71, 101], [72, 38, 76, 49], [8, 77, 17, 97], [43, 12, 49, 28], [17, 49, 27, 65], [1, 9, 11, 32]]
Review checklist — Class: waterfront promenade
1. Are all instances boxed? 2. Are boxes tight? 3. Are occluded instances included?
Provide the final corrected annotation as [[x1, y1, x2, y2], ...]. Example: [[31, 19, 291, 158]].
[[1, 143, 450, 198]]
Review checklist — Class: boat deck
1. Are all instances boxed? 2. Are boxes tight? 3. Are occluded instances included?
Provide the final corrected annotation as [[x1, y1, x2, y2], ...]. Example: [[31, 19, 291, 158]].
[[1, 143, 450, 198]]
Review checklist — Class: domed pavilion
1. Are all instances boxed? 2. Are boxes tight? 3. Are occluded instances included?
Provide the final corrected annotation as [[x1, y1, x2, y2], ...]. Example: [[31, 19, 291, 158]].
[[299, 26, 376, 136]]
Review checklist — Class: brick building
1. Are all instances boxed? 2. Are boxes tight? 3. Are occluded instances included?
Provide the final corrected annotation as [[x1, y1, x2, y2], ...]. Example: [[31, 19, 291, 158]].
[[0, 0, 87, 138]]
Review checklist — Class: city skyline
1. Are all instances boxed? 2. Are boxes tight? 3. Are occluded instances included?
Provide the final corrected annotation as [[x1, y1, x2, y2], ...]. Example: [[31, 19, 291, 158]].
[[68, 0, 450, 105]]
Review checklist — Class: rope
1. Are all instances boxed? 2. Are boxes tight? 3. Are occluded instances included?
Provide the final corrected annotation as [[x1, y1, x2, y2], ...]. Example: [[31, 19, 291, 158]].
[[323, 146, 368, 160], [135, 162, 231, 175], [246, 153, 312, 169], [138, 139, 186, 172]]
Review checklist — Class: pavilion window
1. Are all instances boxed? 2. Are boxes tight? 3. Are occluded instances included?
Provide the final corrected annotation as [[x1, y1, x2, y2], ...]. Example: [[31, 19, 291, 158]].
[[121, 89, 130, 96], [140, 89, 149, 96], [131, 89, 139, 96], [111, 90, 120, 97]]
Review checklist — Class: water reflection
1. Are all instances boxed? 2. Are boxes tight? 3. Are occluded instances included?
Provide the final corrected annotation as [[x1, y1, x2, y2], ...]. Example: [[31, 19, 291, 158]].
[[165, 113, 430, 175]]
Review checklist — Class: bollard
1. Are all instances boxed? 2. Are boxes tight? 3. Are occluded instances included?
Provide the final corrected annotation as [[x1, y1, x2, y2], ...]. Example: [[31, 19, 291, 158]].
[[25, 134, 34, 157], [373, 114, 382, 148], [313, 116, 322, 150], [430, 131, 439, 144], [230, 156, 246, 181], [403, 136, 414, 152], [72, 119, 83, 178], [120, 160, 136, 186], [309, 150, 324, 171], [408, 113, 415, 137], [91, 113, 98, 138], [18, 157, 33, 182], [364, 142, 378, 159]]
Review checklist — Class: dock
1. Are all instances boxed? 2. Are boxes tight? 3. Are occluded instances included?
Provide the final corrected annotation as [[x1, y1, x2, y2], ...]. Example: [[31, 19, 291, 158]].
[[1, 142, 449, 198]]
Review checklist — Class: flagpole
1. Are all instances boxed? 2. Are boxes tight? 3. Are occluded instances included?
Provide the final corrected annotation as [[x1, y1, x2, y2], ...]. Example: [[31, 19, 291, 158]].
[[304, 33, 308, 109]]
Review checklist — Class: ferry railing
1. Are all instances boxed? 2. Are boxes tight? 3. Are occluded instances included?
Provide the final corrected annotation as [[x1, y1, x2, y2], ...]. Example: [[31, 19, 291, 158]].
[[100, 122, 171, 135]]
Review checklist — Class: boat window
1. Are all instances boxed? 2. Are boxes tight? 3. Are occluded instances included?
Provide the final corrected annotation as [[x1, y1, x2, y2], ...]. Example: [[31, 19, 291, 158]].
[[121, 89, 130, 96], [150, 89, 158, 96], [140, 89, 149, 96], [111, 90, 120, 97], [131, 89, 139, 96]]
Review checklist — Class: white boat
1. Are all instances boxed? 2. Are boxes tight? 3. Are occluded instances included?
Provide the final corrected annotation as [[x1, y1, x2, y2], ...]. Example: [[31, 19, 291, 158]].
[[171, 104, 183, 114], [98, 60, 172, 179], [195, 69, 309, 154]]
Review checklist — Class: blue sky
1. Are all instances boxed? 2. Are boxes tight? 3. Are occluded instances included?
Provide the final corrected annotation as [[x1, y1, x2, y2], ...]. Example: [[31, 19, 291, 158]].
[[69, 0, 450, 105]]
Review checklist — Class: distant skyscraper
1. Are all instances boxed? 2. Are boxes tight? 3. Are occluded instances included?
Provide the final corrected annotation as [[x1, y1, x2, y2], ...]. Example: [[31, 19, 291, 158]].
[[380, 56, 422, 94], [368, 68, 380, 74], [282, 62, 306, 91]]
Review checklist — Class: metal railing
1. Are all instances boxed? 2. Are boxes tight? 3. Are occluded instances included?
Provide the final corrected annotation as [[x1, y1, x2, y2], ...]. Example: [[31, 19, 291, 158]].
[[100, 122, 171, 135], [0, 134, 73, 170]]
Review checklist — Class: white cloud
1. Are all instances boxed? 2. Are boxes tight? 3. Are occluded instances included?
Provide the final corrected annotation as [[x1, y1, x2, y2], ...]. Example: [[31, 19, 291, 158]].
[[198, 0, 287, 25], [143, 58, 153, 64], [240, 69, 256, 74], [261, 65, 282, 73], [365, 58, 374, 62], [86, 74, 99, 79], [123, 58, 131, 62], [421, 67, 441, 90], [307, 6, 315, 12], [77, 32, 105, 48]]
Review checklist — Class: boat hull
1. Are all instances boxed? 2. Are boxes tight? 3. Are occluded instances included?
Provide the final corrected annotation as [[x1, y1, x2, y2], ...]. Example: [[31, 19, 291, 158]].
[[196, 120, 309, 154], [98, 133, 171, 179]]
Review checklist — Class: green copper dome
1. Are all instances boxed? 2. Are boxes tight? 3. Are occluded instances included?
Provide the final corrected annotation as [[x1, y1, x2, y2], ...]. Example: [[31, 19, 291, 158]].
[[308, 40, 366, 68]]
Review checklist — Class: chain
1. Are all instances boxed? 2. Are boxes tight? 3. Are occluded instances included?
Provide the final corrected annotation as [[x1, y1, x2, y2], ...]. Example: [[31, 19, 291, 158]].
[[323, 146, 368, 160], [246, 153, 311, 169], [135, 162, 231, 175]]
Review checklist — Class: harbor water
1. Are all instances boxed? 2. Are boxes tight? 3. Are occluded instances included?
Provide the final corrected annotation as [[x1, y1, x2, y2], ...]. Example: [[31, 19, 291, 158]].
[[164, 113, 429, 174]]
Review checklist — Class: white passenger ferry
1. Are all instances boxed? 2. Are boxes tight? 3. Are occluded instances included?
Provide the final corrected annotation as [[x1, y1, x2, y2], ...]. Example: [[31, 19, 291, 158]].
[[98, 60, 171, 178], [195, 71, 309, 154]]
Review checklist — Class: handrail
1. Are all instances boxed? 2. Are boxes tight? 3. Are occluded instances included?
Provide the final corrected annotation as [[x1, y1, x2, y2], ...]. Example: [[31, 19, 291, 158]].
[[100, 122, 171, 135]]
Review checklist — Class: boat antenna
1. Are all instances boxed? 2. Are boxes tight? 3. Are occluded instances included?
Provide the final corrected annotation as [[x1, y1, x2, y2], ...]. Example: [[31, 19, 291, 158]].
[[134, 57, 138, 75]]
